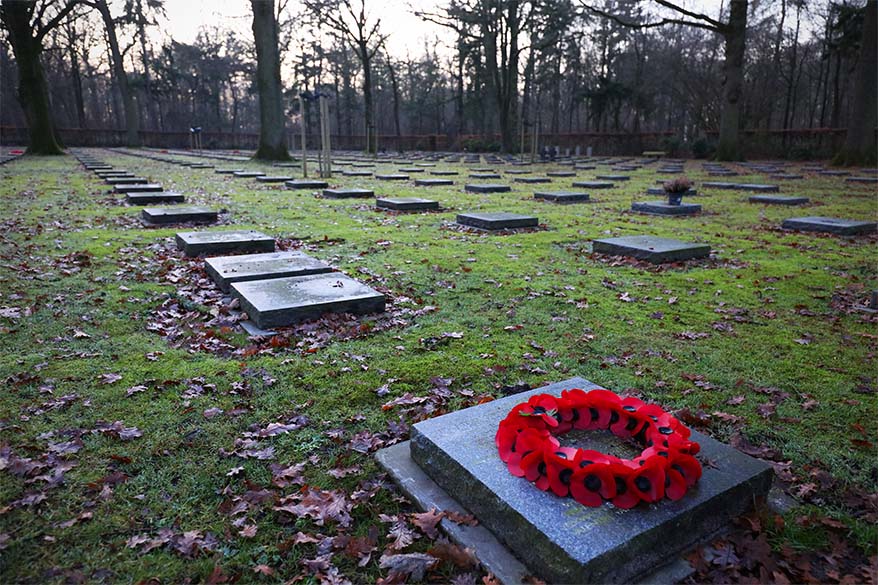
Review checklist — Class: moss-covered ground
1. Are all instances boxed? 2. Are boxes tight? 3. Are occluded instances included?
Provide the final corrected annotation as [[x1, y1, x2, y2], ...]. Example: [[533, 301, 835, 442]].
[[0, 149, 875, 583]]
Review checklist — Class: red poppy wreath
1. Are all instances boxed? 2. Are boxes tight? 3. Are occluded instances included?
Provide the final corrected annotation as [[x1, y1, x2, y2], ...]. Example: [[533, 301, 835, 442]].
[[495, 389, 702, 509]]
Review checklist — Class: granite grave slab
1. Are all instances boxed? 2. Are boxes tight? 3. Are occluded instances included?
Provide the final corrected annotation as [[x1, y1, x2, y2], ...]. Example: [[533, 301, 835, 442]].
[[231, 272, 385, 329], [407, 377, 773, 584], [456, 212, 538, 230], [592, 235, 710, 263], [534, 191, 590, 203], [141, 206, 218, 225], [205, 250, 332, 291], [749, 195, 809, 205], [286, 179, 329, 189], [256, 176, 294, 183], [415, 178, 454, 186], [781, 216, 877, 236], [375, 174, 410, 181], [126, 192, 185, 205], [115, 183, 164, 193], [375, 197, 439, 211], [465, 184, 511, 193], [106, 176, 148, 185], [232, 171, 266, 178], [470, 173, 502, 179], [514, 177, 551, 183], [572, 181, 614, 189], [322, 188, 374, 199], [596, 174, 630, 181], [175, 229, 275, 257], [631, 201, 701, 216]]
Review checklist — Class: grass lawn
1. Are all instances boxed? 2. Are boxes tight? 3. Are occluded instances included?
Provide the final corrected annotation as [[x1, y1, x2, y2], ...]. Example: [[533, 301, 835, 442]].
[[1, 150, 875, 583]]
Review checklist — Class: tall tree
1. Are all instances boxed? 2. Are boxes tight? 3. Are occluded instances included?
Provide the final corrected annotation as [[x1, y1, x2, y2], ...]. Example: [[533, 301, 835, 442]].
[[250, 0, 290, 160], [84, 0, 139, 146], [303, 0, 387, 154], [836, 0, 876, 166], [583, 0, 749, 160], [1, 0, 80, 154]]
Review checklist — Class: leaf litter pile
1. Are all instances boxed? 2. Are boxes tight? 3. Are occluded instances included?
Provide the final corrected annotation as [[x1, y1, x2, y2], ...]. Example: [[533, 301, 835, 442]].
[[0, 153, 876, 583]]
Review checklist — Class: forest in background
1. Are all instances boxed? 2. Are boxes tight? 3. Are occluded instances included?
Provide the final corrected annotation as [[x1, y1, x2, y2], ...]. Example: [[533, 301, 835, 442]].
[[1, 0, 875, 161]]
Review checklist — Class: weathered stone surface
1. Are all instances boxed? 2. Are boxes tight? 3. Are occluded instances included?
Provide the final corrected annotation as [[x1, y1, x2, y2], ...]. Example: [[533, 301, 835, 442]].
[[175, 229, 275, 257], [409, 377, 773, 585], [547, 171, 576, 177], [216, 168, 244, 174], [534, 191, 590, 203], [592, 235, 710, 263], [106, 176, 148, 185], [456, 212, 538, 230], [375, 174, 410, 181], [256, 176, 294, 183], [322, 188, 374, 199], [702, 181, 738, 189], [115, 183, 165, 193], [505, 169, 529, 175], [770, 174, 803, 180], [465, 184, 511, 193], [572, 181, 614, 189], [205, 250, 332, 291], [470, 173, 502, 179], [232, 171, 266, 178], [286, 179, 329, 189], [781, 216, 877, 235], [231, 272, 385, 329], [430, 170, 458, 176], [95, 170, 132, 177], [126, 192, 185, 205], [817, 170, 849, 176], [631, 201, 701, 215], [596, 174, 630, 181], [845, 176, 878, 183], [375, 197, 439, 211], [749, 195, 809, 205], [514, 176, 552, 184], [415, 178, 454, 186], [342, 170, 373, 177], [141, 206, 218, 225], [399, 167, 425, 173]]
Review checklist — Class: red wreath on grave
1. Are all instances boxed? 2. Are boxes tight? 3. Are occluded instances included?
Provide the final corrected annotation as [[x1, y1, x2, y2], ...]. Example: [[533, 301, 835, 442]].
[[495, 389, 702, 508]]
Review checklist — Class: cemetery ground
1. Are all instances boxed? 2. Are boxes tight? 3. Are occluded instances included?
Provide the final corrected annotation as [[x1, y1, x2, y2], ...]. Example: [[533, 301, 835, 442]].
[[0, 150, 875, 584]]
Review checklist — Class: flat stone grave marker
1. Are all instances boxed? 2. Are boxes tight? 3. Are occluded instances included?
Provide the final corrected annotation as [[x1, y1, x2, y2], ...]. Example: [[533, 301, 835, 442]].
[[106, 176, 148, 185], [515, 177, 551, 183], [505, 169, 529, 175], [126, 192, 185, 205], [322, 188, 374, 199], [415, 178, 453, 186], [770, 174, 803, 180], [256, 176, 294, 183], [205, 250, 332, 291], [736, 184, 779, 192], [817, 170, 849, 176], [85, 165, 112, 170], [391, 377, 772, 585], [96, 170, 132, 177], [176, 229, 275, 257], [708, 170, 738, 176], [572, 181, 614, 189], [232, 171, 266, 178], [189, 164, 213, 169], [430, 170, 458, 176], [472, 167, 495, 172], [575, 164, 596, 170], [231, 272, 385, 329], [845, 176, 878, 183], [343, 170, 372, 177], [781, 216, 877, 236], [376, 197, 440, 211], [141, 206, 218, 225], [593, 235, 710, 263], [399, 167, 425, 173], [115, 183, 164, 194], [749, 195, 809, 205], [547, 171, 576, 177], [470, 173, 502, 179], [465, 184, 511, 193], [414, 163, 436, 167], [596, 174, 630, 181], [631, 201, 701, 216], [351, 163, 375, 168], [534, 191, 590, 203], [702, 181, 738, 189], [376, 174, 410, 181], [647, 187, 697, 196], [216, 168, 244, 174], [457, 212, 538, 230], [286, 179, 329, 189]]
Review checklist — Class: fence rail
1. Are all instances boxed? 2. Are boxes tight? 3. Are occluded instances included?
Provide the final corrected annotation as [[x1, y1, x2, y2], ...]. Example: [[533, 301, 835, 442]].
[[0, 125, 857, 158]]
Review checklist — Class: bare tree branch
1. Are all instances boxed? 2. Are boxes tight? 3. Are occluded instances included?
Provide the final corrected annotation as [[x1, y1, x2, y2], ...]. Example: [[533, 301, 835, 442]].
[[579, 1, 720, 34]]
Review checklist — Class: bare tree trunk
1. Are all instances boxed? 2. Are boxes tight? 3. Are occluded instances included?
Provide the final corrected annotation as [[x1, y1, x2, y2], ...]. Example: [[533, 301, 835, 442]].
[[64, 20, 86, 129], [716, 0, 747, 161], [250, 0, 289, 160], [836, 0, 877, 165], [386, 56, 401, 137], [92, 0, 139, 146], [1, 1, 66, 154], [360, 42, 375, 153]]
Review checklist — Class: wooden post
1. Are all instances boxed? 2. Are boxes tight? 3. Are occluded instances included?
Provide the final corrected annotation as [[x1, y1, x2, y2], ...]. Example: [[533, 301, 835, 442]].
[[320, 95, 332, 178]]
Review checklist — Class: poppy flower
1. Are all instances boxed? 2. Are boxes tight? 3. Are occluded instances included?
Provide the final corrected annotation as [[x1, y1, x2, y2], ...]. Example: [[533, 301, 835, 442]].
[[545, 446, 579, 497], [609, 465, 641, 509], [520, 449, 550, 491], [570, 462, 617, 507], [505, 428, 555, 476], [629, 458, 666, 503], [517, 395, 561, 427], [665, 452, 702, 500]]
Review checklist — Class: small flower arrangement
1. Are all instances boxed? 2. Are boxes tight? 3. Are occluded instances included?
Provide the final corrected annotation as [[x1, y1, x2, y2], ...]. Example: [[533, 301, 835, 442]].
[[495, 389, 702, 509], [663, 177, 692, 205]]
